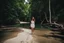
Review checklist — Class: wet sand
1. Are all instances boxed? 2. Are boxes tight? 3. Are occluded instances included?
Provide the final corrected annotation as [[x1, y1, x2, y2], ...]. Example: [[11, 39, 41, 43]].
[[0, 27, 64, 43], [3, 28, 34, 43], [33, 29, 64, 43], [0, 27, 21, 43]]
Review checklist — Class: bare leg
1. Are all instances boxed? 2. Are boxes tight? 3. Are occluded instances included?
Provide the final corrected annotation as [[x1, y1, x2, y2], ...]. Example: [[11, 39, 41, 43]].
[[31, 28, 34, 35], [32, 28, 34, 32]]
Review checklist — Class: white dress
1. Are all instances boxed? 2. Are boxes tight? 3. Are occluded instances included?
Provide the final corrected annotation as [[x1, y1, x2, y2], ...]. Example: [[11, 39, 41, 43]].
[[30, 20, 35, 28]]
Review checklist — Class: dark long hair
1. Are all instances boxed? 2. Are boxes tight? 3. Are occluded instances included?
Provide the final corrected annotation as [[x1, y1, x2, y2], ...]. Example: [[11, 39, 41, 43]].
[[32, 17, 35, 21]]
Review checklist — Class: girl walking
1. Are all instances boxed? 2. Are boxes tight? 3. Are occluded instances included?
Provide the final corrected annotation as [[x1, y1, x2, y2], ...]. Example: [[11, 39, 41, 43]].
[[30, 17, 35, 33]]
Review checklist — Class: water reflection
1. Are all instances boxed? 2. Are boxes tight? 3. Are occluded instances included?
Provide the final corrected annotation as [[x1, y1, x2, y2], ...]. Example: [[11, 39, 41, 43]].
[[3, 28, 33, 43], [0, 28, 21, 43]]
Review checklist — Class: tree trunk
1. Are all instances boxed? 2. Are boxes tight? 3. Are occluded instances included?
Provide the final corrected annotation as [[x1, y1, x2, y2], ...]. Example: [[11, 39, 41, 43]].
[[44, 12, 49, 23], [49, 0, 52, 24]]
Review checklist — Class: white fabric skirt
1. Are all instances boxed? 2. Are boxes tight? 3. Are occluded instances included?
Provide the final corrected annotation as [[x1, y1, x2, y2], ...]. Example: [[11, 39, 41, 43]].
[[30, 24, 35, 28]]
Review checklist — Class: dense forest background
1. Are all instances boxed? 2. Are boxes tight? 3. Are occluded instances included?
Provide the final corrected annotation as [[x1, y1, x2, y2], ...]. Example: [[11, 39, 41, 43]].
[[0, 0, 64, 26]]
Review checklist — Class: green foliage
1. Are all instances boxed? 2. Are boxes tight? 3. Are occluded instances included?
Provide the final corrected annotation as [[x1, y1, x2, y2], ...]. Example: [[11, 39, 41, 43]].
[[51, 0, 64, 22], [31, 0, 64, 23], [0, 0, 31, 25], [0, 0, 64, 26], [31, 0, 49, 23]]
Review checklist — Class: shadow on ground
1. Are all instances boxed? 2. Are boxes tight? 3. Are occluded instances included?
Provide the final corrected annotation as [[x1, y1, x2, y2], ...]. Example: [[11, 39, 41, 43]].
[[38, 32, 64, 43], [0, 27, 21, 43], [33, 29, 64, 43]]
